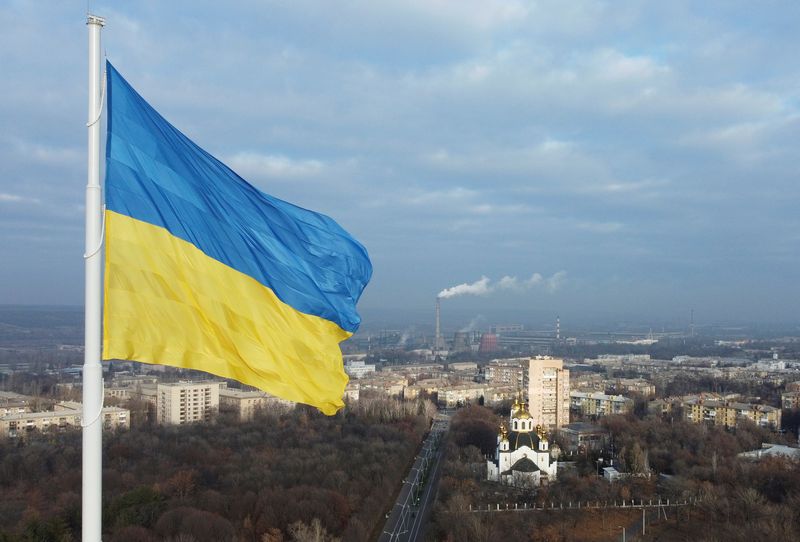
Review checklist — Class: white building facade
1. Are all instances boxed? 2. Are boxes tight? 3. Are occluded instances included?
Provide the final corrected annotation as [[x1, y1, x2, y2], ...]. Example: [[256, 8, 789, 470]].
[[487, 398, 558, 488], [157, 381, 220, 425]]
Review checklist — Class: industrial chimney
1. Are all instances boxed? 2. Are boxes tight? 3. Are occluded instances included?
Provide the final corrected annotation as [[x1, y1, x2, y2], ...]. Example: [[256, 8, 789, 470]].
[[434, 297, 443, 352]]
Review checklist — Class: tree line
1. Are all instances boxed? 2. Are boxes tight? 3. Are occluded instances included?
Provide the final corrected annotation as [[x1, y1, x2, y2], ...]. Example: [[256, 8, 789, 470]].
[[0, 394, 435, 542]]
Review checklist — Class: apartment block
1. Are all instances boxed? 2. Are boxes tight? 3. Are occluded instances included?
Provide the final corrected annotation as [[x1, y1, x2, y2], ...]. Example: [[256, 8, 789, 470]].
[[0, 391, 31, 417], [683, 397, 781, 430], [782, 391, 800, 409], [570, 391, 633, 417], [219, 387, 293, 421], [157, 381, 220, 425], [612, 378, 656, 397], [528, 356, 570, 430], [344, 360, 376, 379], [485, 358, 527, 391], [344, 382, 360, 402], [437, 384, 515, 408], [0, 401, 129, 438], [559, 422, 609, 453]]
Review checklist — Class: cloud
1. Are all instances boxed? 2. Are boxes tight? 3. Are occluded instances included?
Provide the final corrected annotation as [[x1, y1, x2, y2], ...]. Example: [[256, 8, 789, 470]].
[[0, 193, 40, 204], [575, 221, 624, 233], [0, 1, 798, 319], [594, 179, 669, 194], [226, 152, 325, 180], [404, 187, 479, 206]]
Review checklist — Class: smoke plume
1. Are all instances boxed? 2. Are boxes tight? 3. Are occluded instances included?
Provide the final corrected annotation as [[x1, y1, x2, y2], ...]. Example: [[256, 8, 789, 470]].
[[460, 314, 487, 332], [437, 276, 492, 299], [437, 271, 566, 299]]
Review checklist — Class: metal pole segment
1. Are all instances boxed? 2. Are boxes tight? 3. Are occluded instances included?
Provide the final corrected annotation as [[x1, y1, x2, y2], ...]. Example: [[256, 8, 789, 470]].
[[83, 13, 105, 542]]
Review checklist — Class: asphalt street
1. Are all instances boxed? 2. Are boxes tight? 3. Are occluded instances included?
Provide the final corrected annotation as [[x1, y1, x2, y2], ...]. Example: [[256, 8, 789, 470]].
[[378, 411, 451, 542]]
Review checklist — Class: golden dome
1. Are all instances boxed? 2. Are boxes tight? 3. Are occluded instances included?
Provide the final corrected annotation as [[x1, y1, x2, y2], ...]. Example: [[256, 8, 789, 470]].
[[499, 421, 509, 438], [517, 411, 531, 420]]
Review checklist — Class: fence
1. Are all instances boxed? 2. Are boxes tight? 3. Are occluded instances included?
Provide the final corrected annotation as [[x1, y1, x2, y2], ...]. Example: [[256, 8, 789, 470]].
[[469, 497, 699, 513]]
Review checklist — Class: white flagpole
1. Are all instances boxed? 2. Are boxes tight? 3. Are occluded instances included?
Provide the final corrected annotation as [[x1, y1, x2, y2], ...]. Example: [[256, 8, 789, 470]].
[[83, 13, 105, 542]]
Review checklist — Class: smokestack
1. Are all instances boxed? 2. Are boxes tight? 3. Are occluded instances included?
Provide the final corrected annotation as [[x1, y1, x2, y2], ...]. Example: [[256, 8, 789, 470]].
[[435, 297, 442, 353], [556, 315, 560, 340]]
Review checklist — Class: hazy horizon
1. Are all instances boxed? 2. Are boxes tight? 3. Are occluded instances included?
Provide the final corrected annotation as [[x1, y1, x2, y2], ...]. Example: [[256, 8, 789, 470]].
[[1, 304, 798, 339]]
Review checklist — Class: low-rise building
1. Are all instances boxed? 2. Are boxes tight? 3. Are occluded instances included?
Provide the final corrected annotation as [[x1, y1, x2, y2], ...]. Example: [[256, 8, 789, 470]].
[[738, 443, 800, 461], [448, 361, 478, 373], [105, 387, 132, 400], [0, 401, 129, 438], [380, 363, 444, 379], [603, 466, 621, 482], [570, 391, 633, 417], [786, 381, 800, 393], [438, 383, 515, 408], [403, 378, 450, 401], [344, 360, 376, 379], [438, 384, 485, 407], [782, 391, 800, 409], [344, 382, 360, 402], [0, 391, 32, 417], [111, 375, 159, 387], [131, 385, 158, 406], [683, 397, 781, 430], [612, 378, 656, 397], [219, 387, 293, 421], [559, 422, 609, 453], [358, 374, 407, 397], [570, 374, 606, 392]]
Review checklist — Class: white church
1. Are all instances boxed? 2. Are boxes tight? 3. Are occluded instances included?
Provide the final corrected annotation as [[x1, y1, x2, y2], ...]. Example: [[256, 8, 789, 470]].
[[487, 398, 559, 488]]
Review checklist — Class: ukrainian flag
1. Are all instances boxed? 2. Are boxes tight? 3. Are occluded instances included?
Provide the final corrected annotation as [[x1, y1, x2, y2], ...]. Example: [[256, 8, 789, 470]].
[[102, 62, 371, 415]]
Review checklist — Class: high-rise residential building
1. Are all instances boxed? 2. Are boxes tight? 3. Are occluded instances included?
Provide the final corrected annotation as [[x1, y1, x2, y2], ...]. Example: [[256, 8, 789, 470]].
[[157, 381, 220, 425], [527, 356, 570, 430], [485, 358, 528, 391]]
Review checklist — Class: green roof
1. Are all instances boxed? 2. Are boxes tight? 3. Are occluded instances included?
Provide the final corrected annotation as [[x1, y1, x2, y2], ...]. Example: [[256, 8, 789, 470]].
[[502, 457, 540, 475]]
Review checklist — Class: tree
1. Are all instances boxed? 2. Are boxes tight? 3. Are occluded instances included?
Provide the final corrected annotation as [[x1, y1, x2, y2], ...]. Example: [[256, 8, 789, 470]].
[[287, 518, 339, 542]]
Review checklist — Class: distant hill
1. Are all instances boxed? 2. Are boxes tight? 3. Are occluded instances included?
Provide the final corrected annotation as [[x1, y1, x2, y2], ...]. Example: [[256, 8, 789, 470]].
[[0, 305, 83, 348]]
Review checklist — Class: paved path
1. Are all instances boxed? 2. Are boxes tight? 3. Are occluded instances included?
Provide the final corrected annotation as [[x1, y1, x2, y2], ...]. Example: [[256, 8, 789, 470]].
[[378, 412, 451, 542]]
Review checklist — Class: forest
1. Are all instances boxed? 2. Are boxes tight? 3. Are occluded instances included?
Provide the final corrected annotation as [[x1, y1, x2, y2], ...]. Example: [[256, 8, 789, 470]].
[[0, 395, 433, 542], [427, 405, 800, 541]]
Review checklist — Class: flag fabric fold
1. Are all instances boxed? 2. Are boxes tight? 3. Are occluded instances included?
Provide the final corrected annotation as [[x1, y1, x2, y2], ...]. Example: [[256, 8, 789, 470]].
[[102, 62, 371, 415]]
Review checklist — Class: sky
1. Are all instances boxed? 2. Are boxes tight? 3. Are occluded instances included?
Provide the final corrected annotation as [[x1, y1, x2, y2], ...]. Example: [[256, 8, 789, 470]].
[[1, 1, 798, 327]]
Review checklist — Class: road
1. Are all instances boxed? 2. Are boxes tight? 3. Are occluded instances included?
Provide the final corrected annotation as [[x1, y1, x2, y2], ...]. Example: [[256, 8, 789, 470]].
[[378, 411, 451, 542]]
